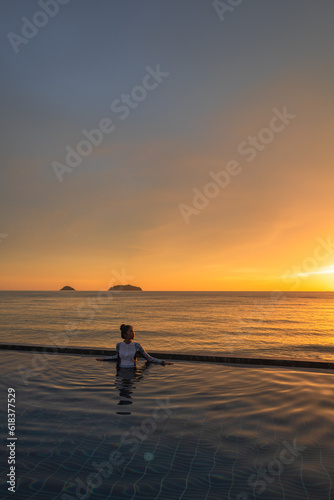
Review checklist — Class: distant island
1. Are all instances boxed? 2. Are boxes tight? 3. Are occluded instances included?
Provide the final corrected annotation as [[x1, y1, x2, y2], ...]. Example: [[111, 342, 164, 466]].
[[108, 284, 142, 291], [60, 286, 75, 291]]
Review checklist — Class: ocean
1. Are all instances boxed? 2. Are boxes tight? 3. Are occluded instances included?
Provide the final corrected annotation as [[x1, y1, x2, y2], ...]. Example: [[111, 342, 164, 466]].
[[1, 291, 334, 361], [1, 291, 334, 499]]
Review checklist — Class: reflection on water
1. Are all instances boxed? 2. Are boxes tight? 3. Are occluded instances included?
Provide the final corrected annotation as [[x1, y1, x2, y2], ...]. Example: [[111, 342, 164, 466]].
[[1, 291, 334, 361], [114, 363, 151, 415], [1, 351, 334, 499]]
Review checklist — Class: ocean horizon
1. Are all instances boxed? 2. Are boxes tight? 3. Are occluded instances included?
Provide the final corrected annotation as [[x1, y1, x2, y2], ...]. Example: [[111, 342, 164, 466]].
[[1, 290, 333, 362]]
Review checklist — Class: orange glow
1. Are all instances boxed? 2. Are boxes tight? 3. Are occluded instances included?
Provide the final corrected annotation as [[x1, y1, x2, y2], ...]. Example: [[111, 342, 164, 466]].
[[1, 74, 333, 292]]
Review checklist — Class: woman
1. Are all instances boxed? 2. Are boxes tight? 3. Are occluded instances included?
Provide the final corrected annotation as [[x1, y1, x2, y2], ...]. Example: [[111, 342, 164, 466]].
[[96, 324, 173, 367]]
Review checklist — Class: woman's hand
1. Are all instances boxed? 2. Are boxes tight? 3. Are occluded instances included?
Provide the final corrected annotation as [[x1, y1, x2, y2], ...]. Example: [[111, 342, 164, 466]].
[[162, 361, 173, 365]]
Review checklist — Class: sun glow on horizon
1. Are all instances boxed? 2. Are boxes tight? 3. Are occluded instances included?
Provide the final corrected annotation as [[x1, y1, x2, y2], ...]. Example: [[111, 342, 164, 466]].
[[1, 2, 334, 293], [291, 265, 334, 277]]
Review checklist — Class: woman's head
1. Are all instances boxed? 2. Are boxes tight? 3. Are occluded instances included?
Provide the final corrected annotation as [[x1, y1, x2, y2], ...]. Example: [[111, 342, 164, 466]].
[[120, 324, 134, 339]]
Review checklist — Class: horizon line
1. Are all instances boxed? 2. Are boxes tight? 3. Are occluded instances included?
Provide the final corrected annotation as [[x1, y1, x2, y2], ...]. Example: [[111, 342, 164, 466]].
[[0, 289, 333, 293]]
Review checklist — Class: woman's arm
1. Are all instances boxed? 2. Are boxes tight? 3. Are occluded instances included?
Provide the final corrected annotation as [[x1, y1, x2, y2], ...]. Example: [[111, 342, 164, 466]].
[[135, 343, 172, 365], [96, 343, 119, 361], [96, 354, 118, 361]]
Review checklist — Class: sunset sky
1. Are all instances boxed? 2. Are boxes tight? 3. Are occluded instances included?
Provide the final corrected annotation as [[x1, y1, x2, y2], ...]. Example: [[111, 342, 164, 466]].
[[1, 0, 334, 291]]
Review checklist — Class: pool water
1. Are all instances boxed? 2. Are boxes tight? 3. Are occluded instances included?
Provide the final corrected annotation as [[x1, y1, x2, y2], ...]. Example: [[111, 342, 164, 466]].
[[1, 351, 333, 499]]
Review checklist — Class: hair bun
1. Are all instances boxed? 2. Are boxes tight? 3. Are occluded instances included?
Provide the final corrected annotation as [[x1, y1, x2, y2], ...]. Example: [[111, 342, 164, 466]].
[[120, 324, 125, 330]]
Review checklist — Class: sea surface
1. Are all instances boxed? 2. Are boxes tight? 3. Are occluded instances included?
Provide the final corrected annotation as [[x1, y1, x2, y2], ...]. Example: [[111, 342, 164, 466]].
[[1, 291, 334, 361]]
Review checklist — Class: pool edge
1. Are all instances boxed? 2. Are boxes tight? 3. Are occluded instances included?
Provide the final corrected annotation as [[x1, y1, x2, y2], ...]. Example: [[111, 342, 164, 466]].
[[1, 342, 334, 370]]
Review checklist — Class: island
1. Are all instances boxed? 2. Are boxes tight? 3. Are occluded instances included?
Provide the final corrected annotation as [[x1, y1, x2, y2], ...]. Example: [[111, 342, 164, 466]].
[[60, 286, 75, 291], [108, 284, 142, 291]]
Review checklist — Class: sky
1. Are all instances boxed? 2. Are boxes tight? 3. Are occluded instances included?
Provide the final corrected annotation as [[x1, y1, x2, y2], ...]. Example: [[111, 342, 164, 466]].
[[1, 0, 334, 291]]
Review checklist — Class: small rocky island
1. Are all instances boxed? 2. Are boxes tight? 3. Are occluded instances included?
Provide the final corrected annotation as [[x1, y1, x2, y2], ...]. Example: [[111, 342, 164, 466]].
[[60, 285, 75, 291], [108, 284, 142, 291]]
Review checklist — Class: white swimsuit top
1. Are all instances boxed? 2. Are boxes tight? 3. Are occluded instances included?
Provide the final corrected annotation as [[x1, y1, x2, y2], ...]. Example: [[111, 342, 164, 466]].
[[118, 342, 137, 367], [103, 341, 163, 366]]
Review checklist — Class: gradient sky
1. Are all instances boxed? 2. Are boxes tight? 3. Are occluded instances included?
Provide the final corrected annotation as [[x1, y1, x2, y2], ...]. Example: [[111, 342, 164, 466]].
[[1, 0, 334, 291]]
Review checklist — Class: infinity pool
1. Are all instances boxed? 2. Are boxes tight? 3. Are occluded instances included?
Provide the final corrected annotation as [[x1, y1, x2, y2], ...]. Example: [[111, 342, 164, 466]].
[[1, 351, 333, 499]]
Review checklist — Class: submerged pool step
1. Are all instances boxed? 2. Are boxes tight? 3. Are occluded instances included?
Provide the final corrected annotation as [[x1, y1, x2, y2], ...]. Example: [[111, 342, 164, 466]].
[[1, 342, 334, 370]]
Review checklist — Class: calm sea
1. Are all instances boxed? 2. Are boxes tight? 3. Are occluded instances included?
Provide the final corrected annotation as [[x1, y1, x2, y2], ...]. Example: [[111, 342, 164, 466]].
[[1, 291, 334, 361]]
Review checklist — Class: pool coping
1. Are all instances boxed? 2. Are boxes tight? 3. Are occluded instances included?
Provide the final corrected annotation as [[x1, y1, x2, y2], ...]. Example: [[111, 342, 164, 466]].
[[1, 342, 334, 370]]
